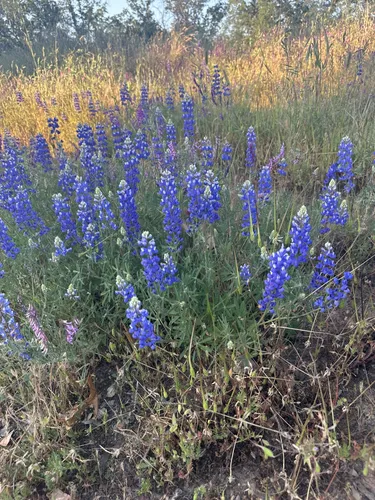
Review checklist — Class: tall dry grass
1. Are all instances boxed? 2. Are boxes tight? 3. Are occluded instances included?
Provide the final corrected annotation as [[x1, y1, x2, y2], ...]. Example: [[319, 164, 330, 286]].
[[0, 13, 374, 149]]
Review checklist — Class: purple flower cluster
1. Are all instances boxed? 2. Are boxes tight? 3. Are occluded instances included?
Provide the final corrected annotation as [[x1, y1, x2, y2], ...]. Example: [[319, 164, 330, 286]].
[[93, 188, 117, 230], [116, 275, 135, 303], [0, 217, 20, 258], [211, 64, 222, 103], [73, 92, 81, 112], [182, 95, 195, 139], [53, 236, 72, 260], [26, 304, 48, 354], [8, 187, 49, 236], [289, 206, 311, 266], [221, 142, 232, 162], [310, 242, 353, 312], [134, 130, 150, 160], [123, 137, 140, 194], [246, 127, 256, 171], [120, 81, 132, 106], [159, 169, 183, 250], [52, 193, 78, 243], [259, 246, 291, 314], [324, 137, 355, 193], [96, 124, 108, 159], [166, 120, 177, 147], [62, 319, 81, 344], [201, 138, 214, 168], [138, 231, 179, 292], [126, 296, 160, 349], [32, 134, 53, 172], [0, 293, 25, 345], [165, 90, 174, 111], [185, 166, 221, 233], [138, 231, 162, 292], [239, 264, 251, 286], [320, 179, 348, 234], [117, 180, 140, 245], [58, 164, 76, 197], [258, 166, 272, 202]]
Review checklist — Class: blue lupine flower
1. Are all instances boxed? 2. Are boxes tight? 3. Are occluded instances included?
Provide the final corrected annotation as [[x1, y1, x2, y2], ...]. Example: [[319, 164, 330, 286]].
[[53, 236, 72, 260], [77, 201, 94, 239], [185, 165, 206, 233], [123, 137, 140, 194], [80, 144, 104, 191], [164, 147, 177, 178], [165, 90, 174, 111], [32, 134, 52, 172], [115, 275, 135, 303], [223, 84, 231, 98], [259, 245, 291, 314], [182, 95, 195, 139], [240, 180, 257, 237], [310, 242, 353, 312], [73, 93, 81, 112], [65, 284, 80, 300], [324, 137, 355, 193], [8, 188, 49, 236], [0, 218, 19, 259], [185, 166, 221, 233], [16, 91, 24, 103], [120, 81, 132, 105], [201, 138, 214, 169], [52, 193, 78, 243], [117, 180, 140, 245], [96, 124, 108, 159], [239, 264, 251, 286], [211, 64, 222, 102], [159, 169, 183, 250], [134, 130, 150, 160], [140, 84, 149, 110], [160, 253, 179, 288], [58, 163, 76, 197], [289, 205, 312, 266], [0, 146, 31, 210], [277, 158, 287, 176], [320, 179, 348, 234], [152, 136, 164, 165], [93, 188, 117, 230], [337, 136, 354, 193], [81, 222, 102, 259], [166, 120, 177, 147], [203, 170, 221, 223], [110, 115, 124, 156], [222, 142, 232, 162], [47, 117, 60, 142], [246, 127, 256, 170], [178, 84, 185, 99], [77, 124, 96, 156], [88, 96, 97, 116], [126, 296, 160, 349], [138, 231, 162, 292], [0, 263, 4, 278], [0, 293, 26, 346], [258, 166, 272, 202], [310, 242, 336, 291]]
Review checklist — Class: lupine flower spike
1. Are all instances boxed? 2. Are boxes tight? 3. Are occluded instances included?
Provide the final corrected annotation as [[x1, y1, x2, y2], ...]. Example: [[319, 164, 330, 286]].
[[289, 206, 312, 266], [126, 296, 160, 349], [259, 246, 291, 314], [320, 179, 349, 234]]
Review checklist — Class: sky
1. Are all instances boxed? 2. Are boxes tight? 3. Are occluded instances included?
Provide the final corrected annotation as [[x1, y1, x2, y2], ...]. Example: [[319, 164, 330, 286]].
[[106, 0, 165, 18]]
